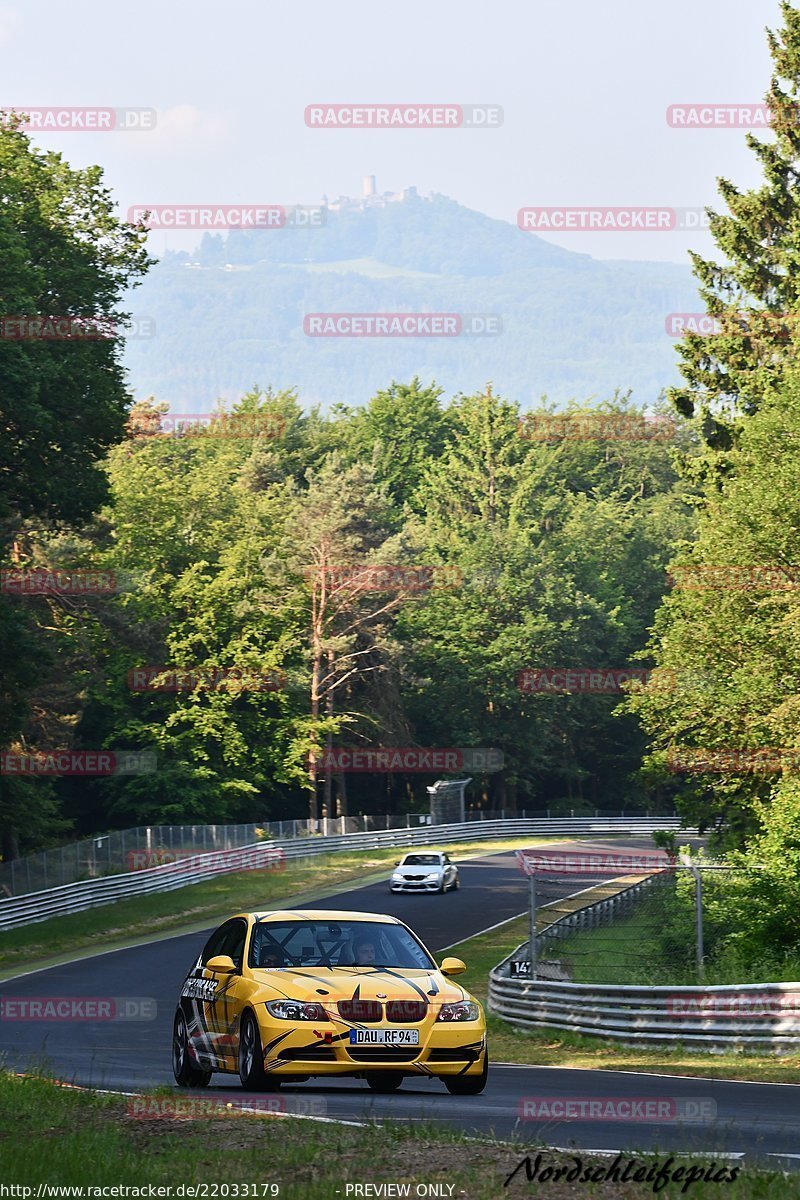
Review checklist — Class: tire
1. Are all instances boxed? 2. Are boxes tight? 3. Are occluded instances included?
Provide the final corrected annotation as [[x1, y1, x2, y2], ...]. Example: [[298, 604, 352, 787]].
[[239, 1009, 280, 1091], [444, 1050, 488, 1096], [365, 1072, 404, 1092], [172, 1010, 212, 1088], [437, 878, 446, 894]]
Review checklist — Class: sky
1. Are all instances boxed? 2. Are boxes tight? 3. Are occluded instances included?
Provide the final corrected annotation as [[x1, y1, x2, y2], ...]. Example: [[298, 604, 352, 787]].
[[0, 0, 785, 262]]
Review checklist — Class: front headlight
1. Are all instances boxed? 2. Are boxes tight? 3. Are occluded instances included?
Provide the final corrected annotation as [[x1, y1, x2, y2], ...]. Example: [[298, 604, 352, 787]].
[[391, 873, 404, 880], [424, 873, 441, 881], [436, 1000, 480, 1022], [265, 1000, 327, 1021]]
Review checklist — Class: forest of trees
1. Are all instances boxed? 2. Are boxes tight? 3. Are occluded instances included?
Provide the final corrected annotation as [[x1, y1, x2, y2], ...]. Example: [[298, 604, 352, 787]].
[[0, 373, 694, 852], [3, 0, 800, 970]]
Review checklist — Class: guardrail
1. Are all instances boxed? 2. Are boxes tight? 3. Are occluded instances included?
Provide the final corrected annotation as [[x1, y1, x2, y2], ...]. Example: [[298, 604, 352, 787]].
[[488, 872, 800, 1052], [0, 810, 680, 897], [0, 815, 689, 932]]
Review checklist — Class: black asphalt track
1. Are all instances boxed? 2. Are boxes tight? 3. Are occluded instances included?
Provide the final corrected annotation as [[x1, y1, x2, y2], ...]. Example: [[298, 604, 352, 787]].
[[1, 839, 797, 1168]]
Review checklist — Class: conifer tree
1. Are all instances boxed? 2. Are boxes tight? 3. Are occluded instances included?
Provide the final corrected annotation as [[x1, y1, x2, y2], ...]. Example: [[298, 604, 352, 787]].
[[671, 2, 800, 446]]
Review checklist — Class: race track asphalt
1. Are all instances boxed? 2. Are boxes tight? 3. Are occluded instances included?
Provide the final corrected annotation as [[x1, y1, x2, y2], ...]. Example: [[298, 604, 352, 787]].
[[1, 837, 798, 1169]]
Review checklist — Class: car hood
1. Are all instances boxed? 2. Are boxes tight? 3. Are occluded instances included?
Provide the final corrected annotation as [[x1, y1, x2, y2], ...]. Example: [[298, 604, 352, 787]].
[[250, 967, 468, 1005]]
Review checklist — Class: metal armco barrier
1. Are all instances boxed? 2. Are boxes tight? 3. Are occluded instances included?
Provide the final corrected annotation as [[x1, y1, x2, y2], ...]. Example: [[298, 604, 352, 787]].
[[489, 876, 800, 1053], [0, 815, 687, 930]]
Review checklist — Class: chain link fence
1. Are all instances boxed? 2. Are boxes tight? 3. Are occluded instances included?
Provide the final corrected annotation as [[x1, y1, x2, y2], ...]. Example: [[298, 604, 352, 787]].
[[518, 860, 758, 987], [0, 806, 635, 898]]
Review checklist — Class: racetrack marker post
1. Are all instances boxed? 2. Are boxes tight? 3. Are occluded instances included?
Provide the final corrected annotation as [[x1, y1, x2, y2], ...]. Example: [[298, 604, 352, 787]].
[[517, 850, 537, 979], [528, 870, 537, 979]]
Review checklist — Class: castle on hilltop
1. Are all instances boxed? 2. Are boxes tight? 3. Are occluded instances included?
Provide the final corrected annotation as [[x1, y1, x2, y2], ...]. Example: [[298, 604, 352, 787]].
[[322, 177, 430, 213]]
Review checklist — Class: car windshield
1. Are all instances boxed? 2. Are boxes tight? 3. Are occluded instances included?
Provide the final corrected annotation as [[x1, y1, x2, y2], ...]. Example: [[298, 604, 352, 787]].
[[401, 854, 441, 866], [249, 919, 436, 970]]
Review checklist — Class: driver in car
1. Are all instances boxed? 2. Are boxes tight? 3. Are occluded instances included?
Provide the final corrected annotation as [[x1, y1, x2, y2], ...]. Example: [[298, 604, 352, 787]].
[[259, 944, 285, 968], [353, 936, 377, 966]]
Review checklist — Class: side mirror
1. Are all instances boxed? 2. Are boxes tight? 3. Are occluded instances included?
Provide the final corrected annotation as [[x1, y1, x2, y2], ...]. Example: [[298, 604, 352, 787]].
[[440, 956, 466, 977], [206, 954, 236, 973]]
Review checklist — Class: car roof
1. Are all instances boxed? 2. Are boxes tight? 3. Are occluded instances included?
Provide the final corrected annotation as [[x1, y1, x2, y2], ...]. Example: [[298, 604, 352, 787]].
[[402, 851, 443, 857], [247, 909, 401, 924]]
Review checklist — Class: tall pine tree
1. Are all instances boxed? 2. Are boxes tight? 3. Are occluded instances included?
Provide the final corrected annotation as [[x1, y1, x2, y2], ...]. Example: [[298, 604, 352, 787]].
[[671, 2, 800, 446]]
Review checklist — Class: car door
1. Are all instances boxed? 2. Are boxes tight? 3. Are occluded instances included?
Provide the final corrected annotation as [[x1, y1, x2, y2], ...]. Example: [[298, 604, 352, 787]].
[[197, 917, 248, 1071]]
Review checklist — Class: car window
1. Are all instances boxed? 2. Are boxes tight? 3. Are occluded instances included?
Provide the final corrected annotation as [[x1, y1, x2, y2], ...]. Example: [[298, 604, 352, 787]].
[[220, 918, 247, 968], [402, 854, 441, 866], [249, 919, 436, 970], [202, 918, 247, 968]]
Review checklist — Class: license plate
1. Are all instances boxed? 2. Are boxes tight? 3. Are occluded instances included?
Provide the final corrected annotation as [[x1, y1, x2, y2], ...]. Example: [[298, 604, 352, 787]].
[[349, 1028, 420, 1045]]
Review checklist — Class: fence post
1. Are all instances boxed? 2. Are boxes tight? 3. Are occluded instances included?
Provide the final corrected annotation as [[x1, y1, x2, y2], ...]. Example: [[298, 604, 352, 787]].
[[528, 872, 537, 979], [693, 866, 705, 980], [679, 853, 705, 981]]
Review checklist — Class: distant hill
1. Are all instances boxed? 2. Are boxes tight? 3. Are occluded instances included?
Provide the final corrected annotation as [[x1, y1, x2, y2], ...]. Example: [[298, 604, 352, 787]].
[[122, 192, 700, 411]]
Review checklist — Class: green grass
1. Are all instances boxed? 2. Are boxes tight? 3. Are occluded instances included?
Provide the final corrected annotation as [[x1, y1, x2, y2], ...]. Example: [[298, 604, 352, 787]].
[[0, 836, 561, 977], [0, 1072, 793, 1198], [450, 916, 800, 1085]]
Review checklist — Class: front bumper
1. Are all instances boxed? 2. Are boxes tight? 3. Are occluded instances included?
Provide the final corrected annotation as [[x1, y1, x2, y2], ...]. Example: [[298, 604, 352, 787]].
[[390, 877, 443, 892], [259, 1020, 486, 1077]]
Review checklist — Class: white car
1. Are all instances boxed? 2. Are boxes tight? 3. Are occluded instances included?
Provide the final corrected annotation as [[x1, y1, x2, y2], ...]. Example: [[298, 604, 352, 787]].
[[390, 852, 459, 894]]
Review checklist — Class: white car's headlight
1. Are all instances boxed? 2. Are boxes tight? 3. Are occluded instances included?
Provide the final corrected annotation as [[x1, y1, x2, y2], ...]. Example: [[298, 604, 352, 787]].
[[391, 873, 404, 881], [265, 1000, 326, 1021], [436, 1001, 480, 1022], [424, 872, 441, 880]]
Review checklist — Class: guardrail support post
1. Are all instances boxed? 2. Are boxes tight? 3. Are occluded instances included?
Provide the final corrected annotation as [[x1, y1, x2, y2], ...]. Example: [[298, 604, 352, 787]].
[[528, 873, 537, 979]]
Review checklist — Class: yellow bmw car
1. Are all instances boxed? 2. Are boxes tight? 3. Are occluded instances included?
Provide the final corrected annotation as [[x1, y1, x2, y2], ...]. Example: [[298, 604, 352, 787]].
[[172, 909, 488, 1094]]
